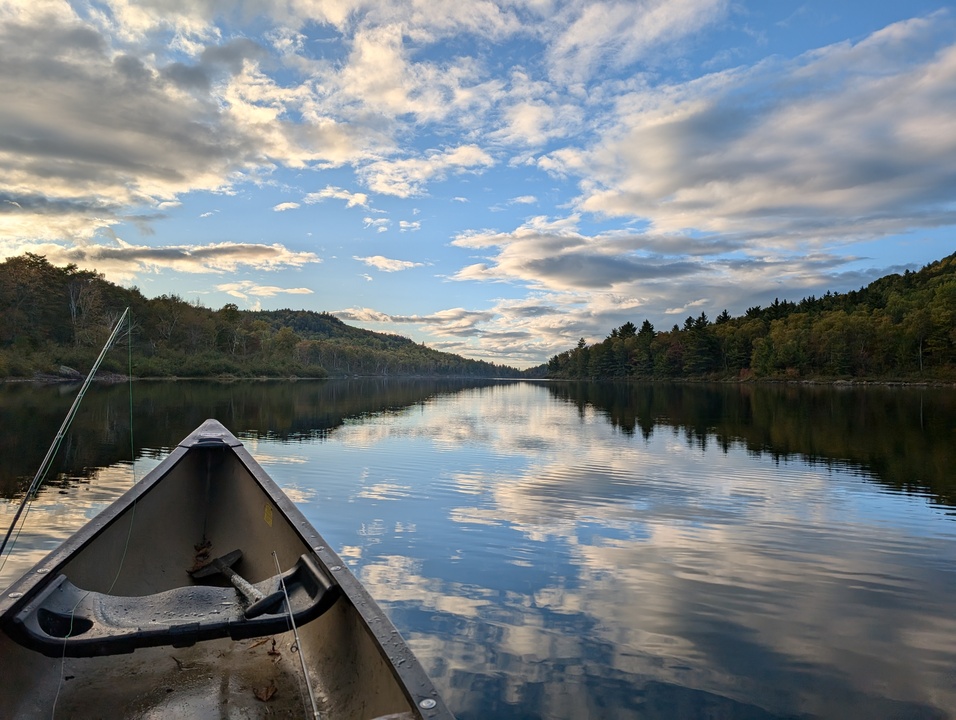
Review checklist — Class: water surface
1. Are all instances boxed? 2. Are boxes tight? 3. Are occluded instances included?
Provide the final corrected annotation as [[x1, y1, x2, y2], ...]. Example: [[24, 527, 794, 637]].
[[1, 380, 954, 719]]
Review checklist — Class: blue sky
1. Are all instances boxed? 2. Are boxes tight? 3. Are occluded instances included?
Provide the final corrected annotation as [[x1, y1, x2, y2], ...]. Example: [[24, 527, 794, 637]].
[[0, 1, 953, 368]]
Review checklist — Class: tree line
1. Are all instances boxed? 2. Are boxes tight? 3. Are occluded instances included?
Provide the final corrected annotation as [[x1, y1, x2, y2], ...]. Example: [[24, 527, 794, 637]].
[[547, 253, 956, 381], [0, 253, 524, 379]]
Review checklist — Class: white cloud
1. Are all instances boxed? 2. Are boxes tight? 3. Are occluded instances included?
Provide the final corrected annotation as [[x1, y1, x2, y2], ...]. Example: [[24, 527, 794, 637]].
[[216, 280, 314, 299], [304, 185, 369, 208], [334, 306, 392, 323], [565, 14, 956, 244], [449, 214, 704, 291], [664, 298, 709, 315], [363, 217, 390, 232], [442, 212, 889, 360], [490, 69, 586, 146], [545, 0, 730, 84], [0, 1, 951, 367], [354, 255, 425, 272], [5, 239, 320, 283], [0, 4, 387, 245], [333, 20, 508, 128], [332, 296, 590, 368], [334, 305, 496, 338], [361, 145, 495, 197]]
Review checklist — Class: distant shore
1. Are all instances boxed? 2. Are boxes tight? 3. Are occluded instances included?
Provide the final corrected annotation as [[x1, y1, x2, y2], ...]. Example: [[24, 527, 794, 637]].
[[5, 371, 954, 388]]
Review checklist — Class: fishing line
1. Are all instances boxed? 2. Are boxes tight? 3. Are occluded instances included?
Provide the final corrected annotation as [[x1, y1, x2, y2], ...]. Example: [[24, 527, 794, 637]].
[[0, 308, 131, 561], [102, 310, 139, 598], [272, 550, 321, 720], [52, 310, 138, 720]]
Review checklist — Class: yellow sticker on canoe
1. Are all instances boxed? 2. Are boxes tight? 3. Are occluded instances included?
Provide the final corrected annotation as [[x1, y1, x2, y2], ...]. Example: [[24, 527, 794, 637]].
[[264, 504, 273, 527]]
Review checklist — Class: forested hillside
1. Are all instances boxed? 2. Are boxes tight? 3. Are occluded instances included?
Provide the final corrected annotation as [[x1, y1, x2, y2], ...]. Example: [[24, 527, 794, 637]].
[[548, 253, 956, 381], [0, 254, 522, 379]]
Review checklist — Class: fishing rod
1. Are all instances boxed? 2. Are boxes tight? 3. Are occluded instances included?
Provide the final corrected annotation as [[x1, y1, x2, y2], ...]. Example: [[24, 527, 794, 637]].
[[0, 308, 131, 559]]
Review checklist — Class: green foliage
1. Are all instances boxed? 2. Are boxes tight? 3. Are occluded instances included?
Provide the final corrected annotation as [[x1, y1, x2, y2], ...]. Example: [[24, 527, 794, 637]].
[[0, 255, 525, 379], [548, 253, 956, 381]]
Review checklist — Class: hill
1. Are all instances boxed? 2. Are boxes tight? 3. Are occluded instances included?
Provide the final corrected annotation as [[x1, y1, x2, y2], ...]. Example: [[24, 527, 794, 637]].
[[0, 253, 524, 379], [547, 252, 956, 382]]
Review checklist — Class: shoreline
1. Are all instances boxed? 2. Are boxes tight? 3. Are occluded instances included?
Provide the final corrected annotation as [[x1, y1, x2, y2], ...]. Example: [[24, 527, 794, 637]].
[[4, 372, 955, 388]]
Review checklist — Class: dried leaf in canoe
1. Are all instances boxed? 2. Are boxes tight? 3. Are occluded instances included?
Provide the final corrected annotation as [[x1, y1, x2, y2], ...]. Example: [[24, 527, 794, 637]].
[[189, 538, 213, 572], [253, 680, 278, 702]]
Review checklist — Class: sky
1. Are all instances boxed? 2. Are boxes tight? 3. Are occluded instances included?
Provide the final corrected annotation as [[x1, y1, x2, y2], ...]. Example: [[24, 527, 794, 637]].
[[1, 1, 954, 368]]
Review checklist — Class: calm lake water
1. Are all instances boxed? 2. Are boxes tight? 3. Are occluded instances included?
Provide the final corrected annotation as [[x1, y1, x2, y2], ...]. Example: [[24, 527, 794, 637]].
[[1, 379, 955, 719]]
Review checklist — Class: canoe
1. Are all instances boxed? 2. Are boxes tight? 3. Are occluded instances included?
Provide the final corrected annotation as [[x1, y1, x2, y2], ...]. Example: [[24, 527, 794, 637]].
[[0, 419, 454, 719]]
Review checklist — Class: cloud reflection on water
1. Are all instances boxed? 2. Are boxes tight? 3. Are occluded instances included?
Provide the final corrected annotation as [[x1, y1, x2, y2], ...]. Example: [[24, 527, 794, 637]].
[[0, 463, 141, 588], [2, 381, 952, 719], [312, 383, 956, 719]]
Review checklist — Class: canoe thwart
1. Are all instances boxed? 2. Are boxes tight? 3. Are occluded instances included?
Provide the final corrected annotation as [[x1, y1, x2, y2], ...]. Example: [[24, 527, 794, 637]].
[[6, 552, 341, 658], [190, 548, 245, 578], [189, 549, 286, 618]]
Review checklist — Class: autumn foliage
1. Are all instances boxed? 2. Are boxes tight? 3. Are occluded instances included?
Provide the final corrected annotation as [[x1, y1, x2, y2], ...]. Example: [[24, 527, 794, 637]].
[[548, 253, 956, 381]]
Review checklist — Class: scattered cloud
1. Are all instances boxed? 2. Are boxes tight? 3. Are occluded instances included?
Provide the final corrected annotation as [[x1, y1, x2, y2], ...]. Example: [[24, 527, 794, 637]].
[[361, 145, 495, 198], [334, 306, 494, 330], [451, 215, 708, 291], [363, 217, 390, 233], [333, 298, 584, 368], [354, 255, 426, 272], [664, 299, 710, 315], [10, 239, 320, 283], [304, 185, 369, 208], [216, 280, 314, 300], [562, 14, 956, 244], [544, 0, 731, 84], [0, 3, 387, 245], [0, 1, 951, 366]]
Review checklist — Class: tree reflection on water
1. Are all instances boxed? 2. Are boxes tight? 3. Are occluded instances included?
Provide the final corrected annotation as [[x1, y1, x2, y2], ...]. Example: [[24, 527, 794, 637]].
[[1, 379, 954, 719]]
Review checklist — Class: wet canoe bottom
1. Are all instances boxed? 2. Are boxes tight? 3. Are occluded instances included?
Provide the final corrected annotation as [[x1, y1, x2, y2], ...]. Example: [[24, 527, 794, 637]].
[[53, 631, 313, 718], [1, 593, 421, 719]]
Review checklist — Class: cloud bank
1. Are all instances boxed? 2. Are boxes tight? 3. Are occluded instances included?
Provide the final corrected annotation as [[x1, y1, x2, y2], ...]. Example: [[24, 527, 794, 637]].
[[0, 1, 952, 365]]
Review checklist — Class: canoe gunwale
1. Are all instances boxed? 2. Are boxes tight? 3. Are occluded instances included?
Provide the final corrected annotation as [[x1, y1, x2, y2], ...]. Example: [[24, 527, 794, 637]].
[[0, 441, 193, 621], [0, 418, 454, 719], [227, 427, 454, 717]]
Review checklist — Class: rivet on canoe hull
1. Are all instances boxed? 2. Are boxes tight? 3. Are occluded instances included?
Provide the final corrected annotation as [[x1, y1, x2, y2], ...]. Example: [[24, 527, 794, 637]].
[[8, 592, 23, 599], [419, 698, 437, 709]]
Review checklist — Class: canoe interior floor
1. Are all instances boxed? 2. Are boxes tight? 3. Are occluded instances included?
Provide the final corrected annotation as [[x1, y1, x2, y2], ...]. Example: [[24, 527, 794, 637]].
[[0, 431, 438, 720], [48, 631, 324, 719]]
